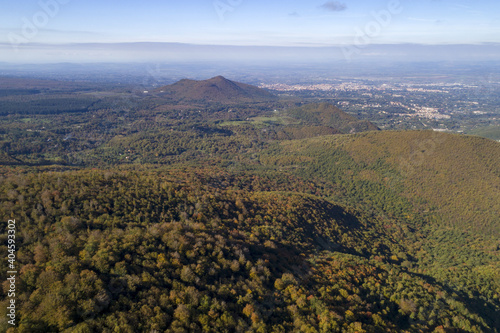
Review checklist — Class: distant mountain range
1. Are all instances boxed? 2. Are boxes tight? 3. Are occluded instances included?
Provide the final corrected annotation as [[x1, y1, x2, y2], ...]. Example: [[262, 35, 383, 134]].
[[155, 76, 277, 103]]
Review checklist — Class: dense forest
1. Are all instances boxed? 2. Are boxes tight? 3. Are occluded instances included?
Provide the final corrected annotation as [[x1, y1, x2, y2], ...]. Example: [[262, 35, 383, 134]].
[[0, 77, 499, 332]]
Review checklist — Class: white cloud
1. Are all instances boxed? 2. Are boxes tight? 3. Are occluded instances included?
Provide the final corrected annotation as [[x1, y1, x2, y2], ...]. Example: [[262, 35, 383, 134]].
[[319, 1, 347, 12]]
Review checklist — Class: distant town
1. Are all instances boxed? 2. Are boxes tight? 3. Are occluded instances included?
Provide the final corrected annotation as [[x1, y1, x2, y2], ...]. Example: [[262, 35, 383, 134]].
[[261, 78, 500, 135]]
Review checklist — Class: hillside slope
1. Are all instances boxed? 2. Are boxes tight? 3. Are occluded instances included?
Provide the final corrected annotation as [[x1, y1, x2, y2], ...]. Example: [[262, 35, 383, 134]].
[[286, 103, 379, 134], [1, 77, 499, 332], [155, 76, 277, 103], [268, 131, 500, 238], [0, 168, 497, 332], [256, 131, 500, 328]]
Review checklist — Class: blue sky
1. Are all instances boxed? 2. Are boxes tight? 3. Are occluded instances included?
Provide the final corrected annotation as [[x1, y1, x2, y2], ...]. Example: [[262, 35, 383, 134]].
[[1, 0, 499, 45], [0, 0, 499, 62]]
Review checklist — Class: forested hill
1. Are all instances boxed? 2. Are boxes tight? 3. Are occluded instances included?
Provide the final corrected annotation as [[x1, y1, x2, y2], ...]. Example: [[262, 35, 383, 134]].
[[0, 79, 499, 332], [264, 131, 500, 239], [1, 130, 499, 332], [154, 76, 278, 103], [0, 164, 499, 332], [286, 103, 380, 133]]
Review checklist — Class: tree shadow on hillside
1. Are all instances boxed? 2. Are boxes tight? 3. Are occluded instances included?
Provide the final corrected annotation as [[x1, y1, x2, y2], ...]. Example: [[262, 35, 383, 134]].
[[408, 270, 499, 331]]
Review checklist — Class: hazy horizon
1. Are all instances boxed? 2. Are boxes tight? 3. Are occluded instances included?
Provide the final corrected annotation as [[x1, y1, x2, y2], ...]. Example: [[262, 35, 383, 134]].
[[1, 41, 500, 64], [1, 0, 499, 64]]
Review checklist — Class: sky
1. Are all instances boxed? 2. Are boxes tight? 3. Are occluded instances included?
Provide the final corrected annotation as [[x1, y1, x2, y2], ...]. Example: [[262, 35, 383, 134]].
[[0, 0, 499, 62]]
